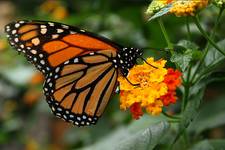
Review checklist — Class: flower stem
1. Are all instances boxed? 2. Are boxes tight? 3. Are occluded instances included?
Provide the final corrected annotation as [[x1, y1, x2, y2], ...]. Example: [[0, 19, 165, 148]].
[[162, 110, 180, 120], [182, 83, 190, 111], [182, 64, 192, 111], [191, 8, 224, 83], [193, 15, 225, 56], [186, 17, 191, 41], [158, 18, 174, 54]]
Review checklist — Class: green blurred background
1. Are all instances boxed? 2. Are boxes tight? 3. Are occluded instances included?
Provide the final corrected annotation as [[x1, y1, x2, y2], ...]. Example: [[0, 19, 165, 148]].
[[0, 0, 225, 150]]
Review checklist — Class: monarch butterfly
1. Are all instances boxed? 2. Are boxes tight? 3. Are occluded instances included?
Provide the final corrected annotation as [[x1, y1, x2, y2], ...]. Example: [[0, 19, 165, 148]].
[[5, 20, 143, 126]]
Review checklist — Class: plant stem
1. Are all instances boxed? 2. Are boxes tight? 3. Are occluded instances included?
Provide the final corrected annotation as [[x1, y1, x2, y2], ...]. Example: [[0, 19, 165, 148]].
[[162, 110, 180, 120], [168, 120, 180, 123], [182, 64, 192, 111], [183, 130, 189, 148], [193, 15, 225, 56], [157, 18, 174, 54], [191, 8, 224, 83], [204, 8, 224, 51], [186, 17, 191, 41]]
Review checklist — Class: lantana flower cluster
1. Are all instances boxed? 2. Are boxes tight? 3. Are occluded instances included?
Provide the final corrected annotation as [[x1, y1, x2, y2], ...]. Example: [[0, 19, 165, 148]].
[[146, 0, 209, 17], [146, 0, 172, 16], [118, 57, 182, 120]]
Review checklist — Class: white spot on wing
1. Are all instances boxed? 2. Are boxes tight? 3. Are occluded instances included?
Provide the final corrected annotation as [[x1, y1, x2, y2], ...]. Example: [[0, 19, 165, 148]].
[[14, 38, 19, 42], [19, 21, 25, 24], [52, 34, 59, 39], [31, 38, 40, 46], [48, 22, 54, 26], [39, 54, 44, 58], [64, 61, 69, 64], [70, 31, 76, 34], [40, 25, 47, 28], [31, 50, 37, 54], [12, 30, 17, 34], [20, 44, 24, 48], [15, 23, 20, 28], [41, 28, 47, 34], [57, 29, 64, 33], [74, 58, 78, 63], [55, 67, 60, 73], [40, 60, 45, 65], [62, 25, 69, 29]]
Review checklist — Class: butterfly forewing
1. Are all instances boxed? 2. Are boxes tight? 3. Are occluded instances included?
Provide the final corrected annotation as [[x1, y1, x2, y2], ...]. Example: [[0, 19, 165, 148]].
[[5, 20, 120, 126]]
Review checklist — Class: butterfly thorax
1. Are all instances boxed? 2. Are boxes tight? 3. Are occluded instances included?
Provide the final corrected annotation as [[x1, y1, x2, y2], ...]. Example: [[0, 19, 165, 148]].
[[116, 47, 143, 76]]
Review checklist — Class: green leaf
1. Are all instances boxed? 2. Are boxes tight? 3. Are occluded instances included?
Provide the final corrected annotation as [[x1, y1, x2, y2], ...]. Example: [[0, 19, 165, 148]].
[[80, 118, 169, 150], [193, 39, 225, 84], [204, 39, 225, 67], [177, 40, 199, 50], [180, 88, 205, 130], [189, 95, 225, 134], [171, 50, 193, 72], [205, 71, 225, 83], [189, 139, 225, 150], [116, 121, 169, 150], [148, 4, 172, 21], [172, 87, 205, 146]]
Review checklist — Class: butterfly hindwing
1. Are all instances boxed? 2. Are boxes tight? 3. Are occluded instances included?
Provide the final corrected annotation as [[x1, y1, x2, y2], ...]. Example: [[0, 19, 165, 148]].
[[44, 50, 118, 126]]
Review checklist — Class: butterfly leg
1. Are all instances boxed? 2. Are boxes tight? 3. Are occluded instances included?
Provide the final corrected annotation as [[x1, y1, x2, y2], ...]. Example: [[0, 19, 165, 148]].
[[139, 57, 157, 69], [125, 77, 140, 86]]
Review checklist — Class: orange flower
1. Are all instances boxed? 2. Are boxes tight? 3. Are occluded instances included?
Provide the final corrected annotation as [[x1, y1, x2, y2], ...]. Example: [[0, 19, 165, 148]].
[[29, 72, 44, 85], [23, 88, 42, 106], [40, 0, 68, 20], [160, 68, 182, 106], [163, 68, 182, 90], [118, 58, 182, 119], [130, 102, 143, 120], [160, 91, 177, 106]]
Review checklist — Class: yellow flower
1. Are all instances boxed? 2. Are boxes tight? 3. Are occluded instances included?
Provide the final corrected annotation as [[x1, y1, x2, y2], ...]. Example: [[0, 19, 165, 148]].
[[40, 0, 68, 20], [146, 99, 163, 115], [118, 57, 168, 116], [170, 0, 209, 17], [0, 38, 8, 51]]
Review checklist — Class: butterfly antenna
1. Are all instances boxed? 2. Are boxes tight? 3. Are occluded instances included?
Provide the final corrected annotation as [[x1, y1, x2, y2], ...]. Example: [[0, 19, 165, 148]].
[[139, 57, 157, 69], [142, 47, 170, 52], [125, 77, 140, 87]]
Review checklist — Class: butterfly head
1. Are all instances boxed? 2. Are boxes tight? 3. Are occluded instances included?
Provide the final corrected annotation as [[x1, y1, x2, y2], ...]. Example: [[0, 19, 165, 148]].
[[117, 47, 143, 76]]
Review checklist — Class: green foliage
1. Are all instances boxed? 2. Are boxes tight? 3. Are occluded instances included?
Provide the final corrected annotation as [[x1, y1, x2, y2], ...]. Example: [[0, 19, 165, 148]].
[[171, 50, 195, 72], [204, 39, 225, 70], [190, 139, 225, 150], [189, 95, 225, 134], [80, 119, 169, 150]]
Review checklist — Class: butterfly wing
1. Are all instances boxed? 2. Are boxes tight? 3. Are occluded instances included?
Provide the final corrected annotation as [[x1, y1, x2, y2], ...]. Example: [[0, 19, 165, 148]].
[[5, 20, 119, 126], [5, 20, 119, 74], [45, 50, 118, 126]]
